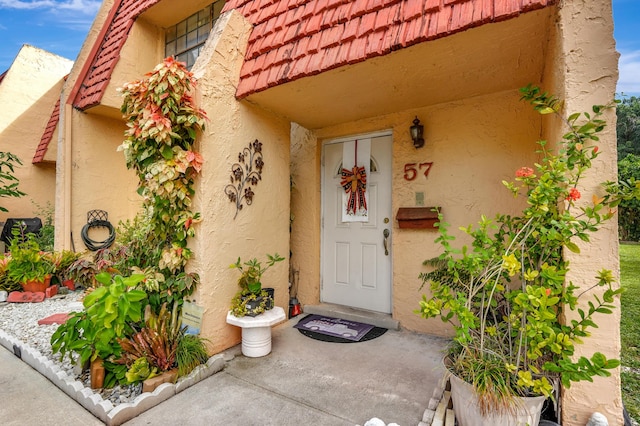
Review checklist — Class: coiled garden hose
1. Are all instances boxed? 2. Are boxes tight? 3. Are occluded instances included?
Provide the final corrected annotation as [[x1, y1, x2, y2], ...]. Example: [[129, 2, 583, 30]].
[[81, 219, 115, 251]]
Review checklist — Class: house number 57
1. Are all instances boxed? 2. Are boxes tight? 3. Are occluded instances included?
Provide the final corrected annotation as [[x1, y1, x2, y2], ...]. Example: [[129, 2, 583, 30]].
[[404, 162, 433, 181]]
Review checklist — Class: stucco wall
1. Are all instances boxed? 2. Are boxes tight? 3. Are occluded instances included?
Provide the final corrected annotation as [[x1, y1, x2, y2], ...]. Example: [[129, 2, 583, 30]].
[[57, 0, 116, 249], [67, 112, 140, 251], [100, 18, 164, 111], [292, 90, 541, 336], [189, 10, 291, 354], [290, 123, 321, 306], [0, 45, 72, 222], [550, 1, 622, 424]]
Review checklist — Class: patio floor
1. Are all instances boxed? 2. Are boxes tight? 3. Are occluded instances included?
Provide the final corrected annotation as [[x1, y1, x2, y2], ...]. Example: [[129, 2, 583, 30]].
[[0, 306, 450, 425], [124, 309, 450, 425]]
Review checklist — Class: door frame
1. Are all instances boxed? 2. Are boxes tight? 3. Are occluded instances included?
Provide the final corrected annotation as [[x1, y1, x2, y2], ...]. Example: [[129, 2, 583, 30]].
[[320, 129, 394, 312]]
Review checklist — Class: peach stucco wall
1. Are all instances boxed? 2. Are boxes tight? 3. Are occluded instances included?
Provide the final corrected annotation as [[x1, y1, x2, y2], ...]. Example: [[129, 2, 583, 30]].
[[0, 45, 72, 222], [189, 10, 291, 354], [550, 1, 622, 425], [65, 111, 139, 250]]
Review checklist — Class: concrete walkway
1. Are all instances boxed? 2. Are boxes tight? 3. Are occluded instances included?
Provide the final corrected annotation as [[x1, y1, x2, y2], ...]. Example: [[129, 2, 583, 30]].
[[0, 313, 449, 426]]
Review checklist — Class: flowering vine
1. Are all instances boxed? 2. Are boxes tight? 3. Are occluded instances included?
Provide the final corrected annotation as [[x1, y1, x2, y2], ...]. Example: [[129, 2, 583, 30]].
[[119, 57, 207, 274]]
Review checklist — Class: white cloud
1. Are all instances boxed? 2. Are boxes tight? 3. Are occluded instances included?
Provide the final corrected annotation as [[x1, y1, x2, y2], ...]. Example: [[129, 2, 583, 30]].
[[618, 50, 640, 96], [0, 0, 100, 14]]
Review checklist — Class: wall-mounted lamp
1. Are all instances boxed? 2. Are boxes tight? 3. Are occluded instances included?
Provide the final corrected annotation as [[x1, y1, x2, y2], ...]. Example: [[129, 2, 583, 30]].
[[410, 116, 425, 149]]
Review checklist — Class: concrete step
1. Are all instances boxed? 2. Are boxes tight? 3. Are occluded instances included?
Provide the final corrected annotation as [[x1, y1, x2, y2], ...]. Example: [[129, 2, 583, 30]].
[[302, 303, 400, 330]]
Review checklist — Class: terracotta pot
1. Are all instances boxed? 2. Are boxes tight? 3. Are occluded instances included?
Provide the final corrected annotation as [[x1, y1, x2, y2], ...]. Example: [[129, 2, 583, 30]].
[[63, 279, 75, 291], [22, 275, 51, 293], [449, 373, 546, 426], [90, 358, 105, 389]]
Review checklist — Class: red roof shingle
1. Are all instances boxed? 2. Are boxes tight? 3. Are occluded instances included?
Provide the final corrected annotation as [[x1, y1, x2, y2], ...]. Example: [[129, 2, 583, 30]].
[[223, 0, 555, 98], [71, 0, 161, 110], [33, 98, 60, 164]]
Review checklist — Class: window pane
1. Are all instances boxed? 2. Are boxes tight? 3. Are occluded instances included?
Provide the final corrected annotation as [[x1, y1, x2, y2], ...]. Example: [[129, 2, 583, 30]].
[[198, 6, 211, 26], [188, 48, 198, 68], [187, 30, 198, 48], [177, 52, 188, 65], [198, 27, 210, 43], [165, 25, 177, 42], [176, 20, 186, 36], [176, 35, 187, 52], [165, 40, 176, 57], [187, 14, 198, 32]]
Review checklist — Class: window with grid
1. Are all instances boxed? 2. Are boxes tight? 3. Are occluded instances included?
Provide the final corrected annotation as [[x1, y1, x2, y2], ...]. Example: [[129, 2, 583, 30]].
[[164, 1, 225, 69]]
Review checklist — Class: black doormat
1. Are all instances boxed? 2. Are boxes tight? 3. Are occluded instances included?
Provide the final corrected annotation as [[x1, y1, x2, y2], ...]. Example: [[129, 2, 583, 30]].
[[294, 314, 388, 343]]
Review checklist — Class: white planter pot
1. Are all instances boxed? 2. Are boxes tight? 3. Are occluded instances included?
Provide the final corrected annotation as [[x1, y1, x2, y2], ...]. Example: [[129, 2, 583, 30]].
[[449, 373, 546, 426]]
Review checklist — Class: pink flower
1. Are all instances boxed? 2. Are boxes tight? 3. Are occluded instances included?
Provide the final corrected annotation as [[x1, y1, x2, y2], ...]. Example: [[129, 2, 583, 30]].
[[567, 188, 581, 201], [516, 167, 534, 178]]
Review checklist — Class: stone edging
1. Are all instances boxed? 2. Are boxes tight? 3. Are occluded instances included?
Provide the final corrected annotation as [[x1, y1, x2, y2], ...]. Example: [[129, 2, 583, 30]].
[[0, 328, 226, 425], [419, 372, 454, 426]]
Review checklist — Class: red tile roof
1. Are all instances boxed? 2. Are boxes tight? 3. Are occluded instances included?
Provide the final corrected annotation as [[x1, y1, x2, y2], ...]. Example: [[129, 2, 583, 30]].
[[223, 0, 555, 98], [33, 98, 61, 164], [70, 0, 554, 110], [70, 0, 161, 110]]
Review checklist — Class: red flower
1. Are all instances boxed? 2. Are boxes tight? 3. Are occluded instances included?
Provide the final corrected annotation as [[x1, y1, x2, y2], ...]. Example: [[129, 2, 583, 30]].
[[567, 188, 581, 201], [545, 288, 551, 297], [592, 146, 599, 154], [516, 167, 534, 178]]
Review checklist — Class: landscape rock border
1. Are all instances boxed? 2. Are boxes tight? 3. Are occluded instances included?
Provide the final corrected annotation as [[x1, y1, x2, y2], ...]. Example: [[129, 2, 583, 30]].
[[0, 328, 226, 425]]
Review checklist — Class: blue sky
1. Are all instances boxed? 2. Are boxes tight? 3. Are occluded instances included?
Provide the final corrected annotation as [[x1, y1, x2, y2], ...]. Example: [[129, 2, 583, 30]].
[[0, 0, 638, 96]]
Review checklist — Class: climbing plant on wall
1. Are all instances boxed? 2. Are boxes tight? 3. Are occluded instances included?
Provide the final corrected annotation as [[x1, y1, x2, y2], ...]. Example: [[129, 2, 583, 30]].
[[118, 57, 207, 303]]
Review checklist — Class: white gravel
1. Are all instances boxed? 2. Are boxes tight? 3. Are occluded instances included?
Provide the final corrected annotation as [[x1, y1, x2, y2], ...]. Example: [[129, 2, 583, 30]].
[[0, 291, 142, 405]]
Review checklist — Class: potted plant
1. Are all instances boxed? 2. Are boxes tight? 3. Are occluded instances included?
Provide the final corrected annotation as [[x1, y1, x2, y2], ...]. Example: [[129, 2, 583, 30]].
[[417, 86, 636, 425], [49, 249, 81, 290], [229, 253, 284, 317], [6, 226, 54, 292]]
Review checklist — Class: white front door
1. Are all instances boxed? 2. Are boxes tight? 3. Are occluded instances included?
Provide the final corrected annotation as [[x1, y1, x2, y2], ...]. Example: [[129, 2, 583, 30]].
[[321, 133, 392, 313]]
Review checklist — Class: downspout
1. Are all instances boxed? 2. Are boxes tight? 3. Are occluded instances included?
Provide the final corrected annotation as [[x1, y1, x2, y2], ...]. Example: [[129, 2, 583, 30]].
[[63, 102, 72, 250]]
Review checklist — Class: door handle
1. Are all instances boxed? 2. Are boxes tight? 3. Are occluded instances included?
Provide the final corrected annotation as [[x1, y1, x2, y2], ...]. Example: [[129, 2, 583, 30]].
[[383, 229, 390, 256]]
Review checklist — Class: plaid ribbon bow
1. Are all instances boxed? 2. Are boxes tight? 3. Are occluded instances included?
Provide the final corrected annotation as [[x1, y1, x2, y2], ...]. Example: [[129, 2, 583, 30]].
[[340, 165, 367, 215]]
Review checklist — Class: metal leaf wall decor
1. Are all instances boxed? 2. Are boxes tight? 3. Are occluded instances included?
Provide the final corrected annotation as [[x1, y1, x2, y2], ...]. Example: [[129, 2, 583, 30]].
[[225, 139, 264, 219]]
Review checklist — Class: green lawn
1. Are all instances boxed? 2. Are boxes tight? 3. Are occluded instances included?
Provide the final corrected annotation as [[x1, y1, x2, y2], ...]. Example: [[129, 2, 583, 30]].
[[620, 243, 640, 422]]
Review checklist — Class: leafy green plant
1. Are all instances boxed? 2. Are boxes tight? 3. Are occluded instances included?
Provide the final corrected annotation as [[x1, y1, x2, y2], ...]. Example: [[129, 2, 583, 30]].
[[176, 334, 209, 377], [229, 253, 284, 317], [230, 288, 273, 317], [65, 250, 116, 289], [31, 201, 55, 251], [115, 303, 182, 375], [48, 249, 80, 285], [50, 272, 146, 386], [230, 253, 284, 294], [6, 225, 54, 285], [0, 151, 25, 212], [417, 86, 640, 413], [0, 256, 20, 292]]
